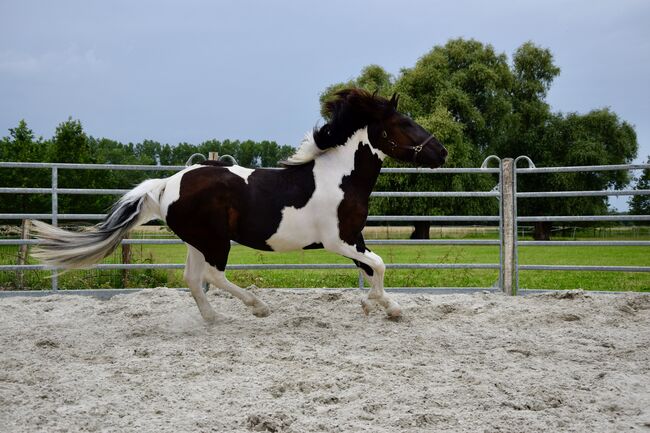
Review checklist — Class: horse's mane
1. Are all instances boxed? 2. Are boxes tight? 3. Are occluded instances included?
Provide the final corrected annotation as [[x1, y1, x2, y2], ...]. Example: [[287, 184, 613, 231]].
[[281, 88, 396, 166]]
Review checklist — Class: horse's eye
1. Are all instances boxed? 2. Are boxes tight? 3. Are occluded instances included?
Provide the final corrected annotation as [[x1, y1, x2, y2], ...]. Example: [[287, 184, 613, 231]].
[[381, 131, 387, 138]]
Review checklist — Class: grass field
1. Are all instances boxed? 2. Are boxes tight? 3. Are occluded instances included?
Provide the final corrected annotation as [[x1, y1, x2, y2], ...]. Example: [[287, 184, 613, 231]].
[[1, 226, 649, 291]]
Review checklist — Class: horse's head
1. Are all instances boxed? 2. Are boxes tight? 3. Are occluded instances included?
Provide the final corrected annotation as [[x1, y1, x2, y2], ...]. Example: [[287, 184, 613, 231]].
[[367, 93, 447, 168], [285, 89, 447, 168]]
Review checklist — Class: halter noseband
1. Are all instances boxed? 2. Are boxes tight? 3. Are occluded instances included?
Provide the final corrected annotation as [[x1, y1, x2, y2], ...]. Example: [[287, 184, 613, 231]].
[[382, 130, 435, 163]]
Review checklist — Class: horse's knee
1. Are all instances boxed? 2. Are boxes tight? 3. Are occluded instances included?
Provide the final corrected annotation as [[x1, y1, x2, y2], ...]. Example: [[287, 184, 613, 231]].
[[184, 270, 202, 288], [373, 258, 386, 275], [364, 253, 385, 278]]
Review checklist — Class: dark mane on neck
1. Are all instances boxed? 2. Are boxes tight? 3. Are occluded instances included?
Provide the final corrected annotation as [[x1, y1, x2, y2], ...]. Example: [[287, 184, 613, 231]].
[[314, 88, 396, 150], [280, 88, 396, 167]]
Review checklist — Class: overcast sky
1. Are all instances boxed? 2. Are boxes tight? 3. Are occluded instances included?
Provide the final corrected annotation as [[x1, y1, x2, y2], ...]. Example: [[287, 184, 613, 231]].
[[1, 0, 649, 167]]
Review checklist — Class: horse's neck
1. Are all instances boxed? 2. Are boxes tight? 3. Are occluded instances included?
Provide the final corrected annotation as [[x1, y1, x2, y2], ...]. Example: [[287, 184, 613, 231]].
[[316, 128, 385, 197]]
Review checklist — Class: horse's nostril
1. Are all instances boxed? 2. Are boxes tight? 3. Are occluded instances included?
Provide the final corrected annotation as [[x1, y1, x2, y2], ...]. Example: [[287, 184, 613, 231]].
[[441, 147, 448, 159]]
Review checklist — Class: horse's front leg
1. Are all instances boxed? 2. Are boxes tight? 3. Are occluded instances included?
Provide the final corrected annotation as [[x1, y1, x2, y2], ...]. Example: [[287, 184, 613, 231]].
[[326, 239, 401, 318]]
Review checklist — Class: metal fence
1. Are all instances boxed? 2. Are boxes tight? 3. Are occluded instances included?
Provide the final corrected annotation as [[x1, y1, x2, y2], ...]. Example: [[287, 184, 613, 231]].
[[0, 157, 648, 295], [510, 158, 650, 292]]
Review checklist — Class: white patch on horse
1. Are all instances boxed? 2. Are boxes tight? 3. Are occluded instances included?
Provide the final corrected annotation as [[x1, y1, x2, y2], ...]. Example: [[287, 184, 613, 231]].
[[266, 128, 371, 251], [370, 146, 387, 160], [158, 165, 202, 219], [226, 165, 255, 184], [282, 131, 325, 165]]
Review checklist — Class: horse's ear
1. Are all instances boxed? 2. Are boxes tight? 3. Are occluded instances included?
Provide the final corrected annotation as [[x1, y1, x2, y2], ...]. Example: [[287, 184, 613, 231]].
[[389, 93, 399, 109]]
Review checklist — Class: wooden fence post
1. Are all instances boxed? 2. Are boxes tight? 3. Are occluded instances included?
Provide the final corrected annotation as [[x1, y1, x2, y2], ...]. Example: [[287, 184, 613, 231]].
[[501, 158, 516, 295], [121, 233, 131, 288]]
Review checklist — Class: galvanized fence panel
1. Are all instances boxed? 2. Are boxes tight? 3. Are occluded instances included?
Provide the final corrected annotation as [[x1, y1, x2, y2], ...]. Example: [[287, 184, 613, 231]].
[[512, 158, 650, 293], [2, 159, 648, 294], [0, 160, 503, 292]]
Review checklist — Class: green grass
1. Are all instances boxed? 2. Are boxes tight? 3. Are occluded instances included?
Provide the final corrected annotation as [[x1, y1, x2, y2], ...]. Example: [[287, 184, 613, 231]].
[[2, 226, 649, 291]]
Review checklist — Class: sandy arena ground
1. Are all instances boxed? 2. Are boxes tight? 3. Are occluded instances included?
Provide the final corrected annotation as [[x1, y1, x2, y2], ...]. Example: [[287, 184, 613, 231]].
[[1, 288, 649, 433]]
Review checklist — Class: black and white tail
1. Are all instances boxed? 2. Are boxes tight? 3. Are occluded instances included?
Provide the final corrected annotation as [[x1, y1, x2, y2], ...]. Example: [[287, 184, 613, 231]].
[[31, 178, 168, 269]]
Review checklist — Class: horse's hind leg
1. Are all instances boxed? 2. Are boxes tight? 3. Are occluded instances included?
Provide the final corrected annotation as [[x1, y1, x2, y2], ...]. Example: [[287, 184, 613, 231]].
[[204, 267, 271, 317], [184, 244, 221, 323]]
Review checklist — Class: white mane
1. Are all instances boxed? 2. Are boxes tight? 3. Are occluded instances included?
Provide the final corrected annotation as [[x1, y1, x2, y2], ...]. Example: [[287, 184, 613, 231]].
[[282, 131, 327, 166]]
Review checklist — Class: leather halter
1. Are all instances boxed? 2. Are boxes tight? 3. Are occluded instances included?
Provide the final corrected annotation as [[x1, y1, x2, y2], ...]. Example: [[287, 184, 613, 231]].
[[382, 130, 435, 163]]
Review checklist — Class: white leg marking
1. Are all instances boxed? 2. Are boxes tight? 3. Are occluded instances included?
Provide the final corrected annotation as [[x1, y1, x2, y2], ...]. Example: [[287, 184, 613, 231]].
[[326, 242, 401, 317], [204, 267, 271, 317], [184, 244, 220, 323]]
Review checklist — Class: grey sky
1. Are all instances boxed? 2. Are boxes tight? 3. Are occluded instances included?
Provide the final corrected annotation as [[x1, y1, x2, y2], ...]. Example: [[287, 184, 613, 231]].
[[1, 0, 649, 166]]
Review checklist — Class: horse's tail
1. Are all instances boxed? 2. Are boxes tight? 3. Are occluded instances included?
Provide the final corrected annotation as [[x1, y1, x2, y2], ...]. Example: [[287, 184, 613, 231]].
[[31, 177, 168, 269]]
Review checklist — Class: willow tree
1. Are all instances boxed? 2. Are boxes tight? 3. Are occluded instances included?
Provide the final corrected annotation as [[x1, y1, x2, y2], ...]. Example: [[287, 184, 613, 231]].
[[321, 38, 638, 239]]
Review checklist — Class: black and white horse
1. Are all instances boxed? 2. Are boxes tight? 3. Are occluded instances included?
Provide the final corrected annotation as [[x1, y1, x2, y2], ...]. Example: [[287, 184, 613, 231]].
[[31, 89, 447, 322]]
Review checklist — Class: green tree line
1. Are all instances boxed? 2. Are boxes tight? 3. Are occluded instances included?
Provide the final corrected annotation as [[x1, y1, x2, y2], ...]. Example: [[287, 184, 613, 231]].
[[0, 118, 294, 218]]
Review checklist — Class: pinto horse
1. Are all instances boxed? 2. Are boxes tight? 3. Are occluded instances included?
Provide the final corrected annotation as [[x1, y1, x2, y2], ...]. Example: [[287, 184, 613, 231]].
[[31, 89, 447, 322]]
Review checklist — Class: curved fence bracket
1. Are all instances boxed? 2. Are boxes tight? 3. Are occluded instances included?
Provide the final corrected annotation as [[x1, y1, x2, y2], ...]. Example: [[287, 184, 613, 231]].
[[185, 153, 207, 166], [480, 155, 501, 169], [514, 155, 536, 169], [218, 155, 238, 166]]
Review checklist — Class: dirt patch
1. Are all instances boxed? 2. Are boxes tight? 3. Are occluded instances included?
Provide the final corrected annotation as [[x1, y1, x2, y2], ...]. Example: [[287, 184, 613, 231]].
[[1, 289, 649, 432]]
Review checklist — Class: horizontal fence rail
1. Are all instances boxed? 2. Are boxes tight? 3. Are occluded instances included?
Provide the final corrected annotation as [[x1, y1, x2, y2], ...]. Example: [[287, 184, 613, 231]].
[[1, 158, 649, 294]]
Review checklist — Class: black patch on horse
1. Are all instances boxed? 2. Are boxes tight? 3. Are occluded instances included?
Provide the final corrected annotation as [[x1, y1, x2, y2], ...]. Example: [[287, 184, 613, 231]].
[[337, 142, 383, 246], [166, 162, 318, 268], [353, 259, 374, 277]]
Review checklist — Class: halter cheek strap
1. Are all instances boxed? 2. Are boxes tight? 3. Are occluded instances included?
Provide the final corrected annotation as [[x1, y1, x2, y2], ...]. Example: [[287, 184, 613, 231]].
[[382, 131, 435, 163]]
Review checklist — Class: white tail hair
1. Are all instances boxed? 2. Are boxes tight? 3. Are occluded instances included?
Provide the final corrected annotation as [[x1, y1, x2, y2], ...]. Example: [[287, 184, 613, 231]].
[[31, 178, 167, 269]]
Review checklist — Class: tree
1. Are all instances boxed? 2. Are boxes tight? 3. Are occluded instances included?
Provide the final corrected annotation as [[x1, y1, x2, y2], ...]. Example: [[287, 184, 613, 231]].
[[512, 109, 637, 239], [49, 118, 105, 215], [629, 157, 650, 216], [321, 41, 507, 238], [0, 120, 51, 216], [320, 38, 639, 239]]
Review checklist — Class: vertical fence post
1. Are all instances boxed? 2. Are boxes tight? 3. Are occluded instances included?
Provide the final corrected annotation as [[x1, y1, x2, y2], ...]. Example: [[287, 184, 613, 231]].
[[513, 156, 535, 294], [51, 166, 58, 291], [500, 158, 516, 295], [480, 155, 503, 291]]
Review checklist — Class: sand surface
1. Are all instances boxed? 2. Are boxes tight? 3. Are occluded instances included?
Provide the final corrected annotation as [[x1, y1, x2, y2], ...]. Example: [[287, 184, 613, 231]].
[[1, 288, 649, 433]]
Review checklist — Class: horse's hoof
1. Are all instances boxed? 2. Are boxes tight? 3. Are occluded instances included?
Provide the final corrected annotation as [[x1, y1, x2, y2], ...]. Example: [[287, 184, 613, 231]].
[[361, 299, 372, 315], [203, 312, 219, 324], [386, 305, 402, 318], [201, 309, 226, 324], [252, 303, 271, 318]]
